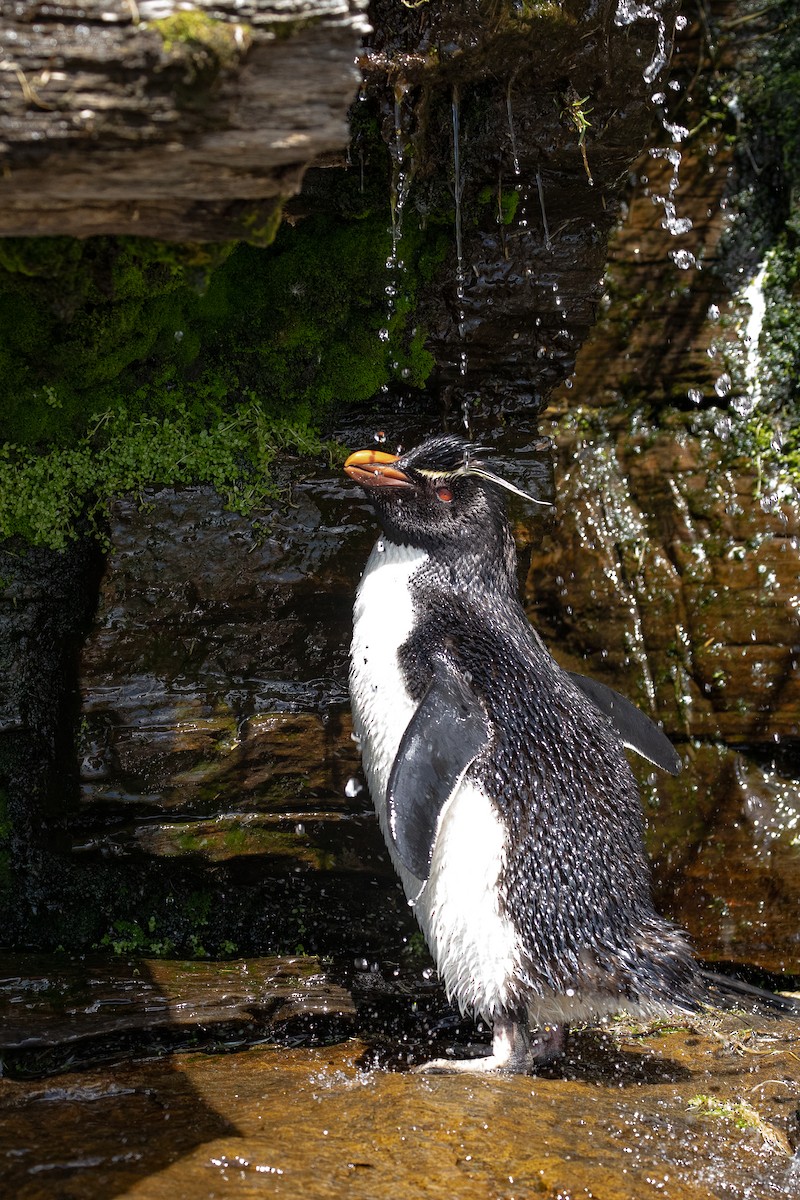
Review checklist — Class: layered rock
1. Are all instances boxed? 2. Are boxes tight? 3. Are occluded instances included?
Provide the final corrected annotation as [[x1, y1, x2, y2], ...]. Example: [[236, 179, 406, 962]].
[[528, 410, 800, 746], [0, 0, 370, 240]]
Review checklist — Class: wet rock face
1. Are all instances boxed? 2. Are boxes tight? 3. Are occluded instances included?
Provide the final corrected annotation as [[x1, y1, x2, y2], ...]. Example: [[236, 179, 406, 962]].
[[524, 412, 800, 972], [0, 537, 103, 858], [63, 474, 414, 956], [361, 0, 682, 413], [79, 483, 362, 815], [514, 0, 800, 974], [529, 412, 800, 744], [648, 743, 800, 973], [0, 0, 370, 240]]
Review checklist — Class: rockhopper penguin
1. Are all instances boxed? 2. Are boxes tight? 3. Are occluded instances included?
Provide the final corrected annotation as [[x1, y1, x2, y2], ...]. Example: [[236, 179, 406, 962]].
[[345, 434, 796, 1073]]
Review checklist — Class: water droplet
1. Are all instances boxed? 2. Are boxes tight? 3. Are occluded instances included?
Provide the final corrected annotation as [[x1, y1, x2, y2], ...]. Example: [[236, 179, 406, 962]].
[[687, 388, 703, 405], [671, 248, 697, 270], [345, 776, 365, 798], [714, 372, 731, 398]]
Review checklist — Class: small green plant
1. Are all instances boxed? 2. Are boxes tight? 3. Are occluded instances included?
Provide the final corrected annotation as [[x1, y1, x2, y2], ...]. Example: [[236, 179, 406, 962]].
[[561, 87, 593, 185], [687, 1094, 792, 1155], [98, 916, 176, 957]]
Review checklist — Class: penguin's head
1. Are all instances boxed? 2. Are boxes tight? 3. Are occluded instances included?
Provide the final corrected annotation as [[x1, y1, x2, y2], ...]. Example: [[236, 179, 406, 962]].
[[344, 433, 548, 555]]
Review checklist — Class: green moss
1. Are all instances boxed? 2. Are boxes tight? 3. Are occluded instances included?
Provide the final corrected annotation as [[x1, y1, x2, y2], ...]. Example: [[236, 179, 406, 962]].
[[0, 402, 340, 549], [477, 184, 520, 225], [0, 100, 449, 550], [223, 827, 249, 853], [484, 0, 570, 30], [177, 832, 203, 854], [98, 916, 176, 957], [151, 10, 251, 71], [687, 1094, 769, 1132], [760, 232, 800, 414], [240, 201, 285, 248], [96, 890, 223, 959], [0, 217, 444, 547]]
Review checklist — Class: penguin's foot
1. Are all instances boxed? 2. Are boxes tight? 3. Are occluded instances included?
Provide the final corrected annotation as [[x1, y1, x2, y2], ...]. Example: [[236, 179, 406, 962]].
[[412, 1017, 568, 1075], [528, 1020, 567, 1063]]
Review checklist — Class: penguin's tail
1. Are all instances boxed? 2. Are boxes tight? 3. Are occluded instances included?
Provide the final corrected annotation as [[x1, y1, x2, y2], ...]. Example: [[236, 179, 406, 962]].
[[701, 968, 800, 1018]]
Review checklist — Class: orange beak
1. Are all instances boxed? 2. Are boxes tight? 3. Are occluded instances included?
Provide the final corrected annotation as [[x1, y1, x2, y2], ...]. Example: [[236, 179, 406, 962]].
[[343, 448, 414, 489]]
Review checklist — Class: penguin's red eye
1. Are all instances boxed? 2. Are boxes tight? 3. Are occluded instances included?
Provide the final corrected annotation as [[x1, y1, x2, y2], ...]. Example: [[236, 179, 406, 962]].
[[435, 486, 453, 503]]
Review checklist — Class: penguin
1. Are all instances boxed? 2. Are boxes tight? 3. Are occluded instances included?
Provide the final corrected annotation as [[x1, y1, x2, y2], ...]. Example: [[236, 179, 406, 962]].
[[345, 433, 797, 1073]]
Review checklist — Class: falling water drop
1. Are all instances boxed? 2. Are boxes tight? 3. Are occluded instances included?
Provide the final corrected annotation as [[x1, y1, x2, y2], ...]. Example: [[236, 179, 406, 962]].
[[379, 83, 415, 381], [505, 78, 521, 176], [714, 373, 732, 398], [671, 248, 697, 270], [452, 85, 465, 299], [451, 84, 469, 392], [536, 170, 552, 250]]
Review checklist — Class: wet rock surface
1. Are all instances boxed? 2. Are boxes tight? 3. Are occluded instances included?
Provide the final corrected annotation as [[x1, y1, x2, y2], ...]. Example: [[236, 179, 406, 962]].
[[361, 0, 682, 413], [517, 0, 800, 978], [1, 1009, 799, 1199], [3, 398, 798, 984], [0, 954, 355, 1061], [0, 0, 370, 240], [528, 407, 800, 747]]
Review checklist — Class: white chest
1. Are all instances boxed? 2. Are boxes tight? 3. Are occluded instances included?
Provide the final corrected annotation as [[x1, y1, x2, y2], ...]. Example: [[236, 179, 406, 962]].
[[349, 538, 426, 823]]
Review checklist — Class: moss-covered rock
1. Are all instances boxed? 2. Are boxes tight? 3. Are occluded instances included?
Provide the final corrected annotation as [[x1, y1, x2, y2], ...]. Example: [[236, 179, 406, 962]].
[[0, 155, 447, 548]]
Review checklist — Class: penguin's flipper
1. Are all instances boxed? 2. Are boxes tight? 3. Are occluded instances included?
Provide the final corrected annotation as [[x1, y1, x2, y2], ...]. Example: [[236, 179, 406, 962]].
[[568, 672, 682, 776], [387, 656, 491, 881]]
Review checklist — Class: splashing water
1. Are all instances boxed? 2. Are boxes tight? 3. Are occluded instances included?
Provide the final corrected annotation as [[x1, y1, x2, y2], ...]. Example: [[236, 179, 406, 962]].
[[742, 259, 768, 406], [670, 248, 697, 271], [389, 85, 412, 264], [614, 0, 670, 85], [569, 443, 659, 709], [649, 145, 693, 237], [619, 3, 694, 244]]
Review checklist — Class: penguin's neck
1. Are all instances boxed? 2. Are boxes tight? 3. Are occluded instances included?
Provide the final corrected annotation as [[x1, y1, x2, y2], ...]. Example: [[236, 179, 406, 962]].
[[378, 517, 519, 602]]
